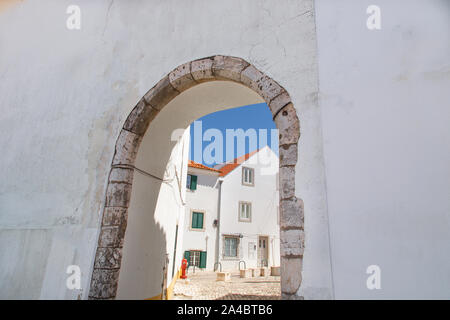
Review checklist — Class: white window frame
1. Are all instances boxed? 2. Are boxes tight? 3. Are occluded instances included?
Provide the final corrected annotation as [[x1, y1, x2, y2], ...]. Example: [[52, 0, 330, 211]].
[[223, 236, 239, 258], [189, 250, 201, 267], [242, 167, 255, 186], [189, 209, 206, 232], [238, 201, 252, 222]]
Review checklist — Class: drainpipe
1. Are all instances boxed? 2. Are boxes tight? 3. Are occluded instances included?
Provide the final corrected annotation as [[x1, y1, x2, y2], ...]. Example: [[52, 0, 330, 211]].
[[215, 179, 223, 267]]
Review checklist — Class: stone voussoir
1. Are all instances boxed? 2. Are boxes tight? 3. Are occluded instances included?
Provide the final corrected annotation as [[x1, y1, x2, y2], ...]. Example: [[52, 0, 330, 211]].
[[281, 292, 305, 300], [109, 167, 134, 185], [143, 75, 179, 110], [102, 207, 128, 227], [123, 98, 159, 136], [112, 129, 142, 166], [279, 143, 298, 167], [89, 277, 118, 299], [280, 229, 305, 257], [91, 268, 120, 284], [94, 247, 122, 269], [281, 256, 303, 294], [269, 90, 291, 117], [191, 57, 215, 82], [279, 166, 295, 200], [212, 55, 249, 82], [241, 65, 283, 102], [105, 182, 132, 208], [98, 224, 127, 248], [169, 62, 197, 92], [274, 103, 300, 146], [280, 197, 304, 230]]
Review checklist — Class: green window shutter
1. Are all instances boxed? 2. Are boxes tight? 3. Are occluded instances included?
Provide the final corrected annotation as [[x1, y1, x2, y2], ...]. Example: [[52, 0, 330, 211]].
[[199, 251, 207, 268], [190, 175, 197, 190], [198, 212, 203, 229], [192, 212, 204, 229], [184, 250, 190, 265], [192, 213, 197, 228]]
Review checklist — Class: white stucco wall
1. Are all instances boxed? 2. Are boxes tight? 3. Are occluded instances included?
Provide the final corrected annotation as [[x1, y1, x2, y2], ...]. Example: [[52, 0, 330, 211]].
[[219, 147, 280, 271], [182, 166, 220, 271], [315, 0, 450, 299]]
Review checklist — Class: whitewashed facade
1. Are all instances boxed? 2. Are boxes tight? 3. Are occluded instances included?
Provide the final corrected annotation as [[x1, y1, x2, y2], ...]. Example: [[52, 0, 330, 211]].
[[182, 146, 280, 272], [181, 162, 221, 272]]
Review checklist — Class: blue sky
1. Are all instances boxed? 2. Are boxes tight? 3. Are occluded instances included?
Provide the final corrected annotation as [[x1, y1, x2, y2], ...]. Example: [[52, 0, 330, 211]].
[[189, 103, 277, 166]]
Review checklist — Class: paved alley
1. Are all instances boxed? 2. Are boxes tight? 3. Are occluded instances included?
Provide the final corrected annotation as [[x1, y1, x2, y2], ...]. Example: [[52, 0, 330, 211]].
[[173, 271, 281, 300]]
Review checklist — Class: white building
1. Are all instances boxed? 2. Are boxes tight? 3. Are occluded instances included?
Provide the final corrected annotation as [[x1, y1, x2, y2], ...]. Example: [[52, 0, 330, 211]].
[[182, 146, 280, 272], [181, 160, 221, 271]]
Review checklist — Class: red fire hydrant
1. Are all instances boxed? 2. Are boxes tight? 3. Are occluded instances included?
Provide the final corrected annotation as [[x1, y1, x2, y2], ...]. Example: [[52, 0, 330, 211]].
[[180, 258, 188, 279]]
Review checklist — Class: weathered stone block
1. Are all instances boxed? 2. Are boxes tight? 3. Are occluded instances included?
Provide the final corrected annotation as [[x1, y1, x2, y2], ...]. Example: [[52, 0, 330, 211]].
[[280, 197, 304, 229], [191, 57, 215, 82], [281, 292, 304, 300], [94, 247, 122, 269], [98, 224, 127, 248], [269, 90, 291, 117], [169, 62, 197, 92], [281, 256, 303, 294], [112, 129, 142, 166], [281, 229, 305, 257], [109, 167, 134, 185], [279, 166, 295, 200], [274, 104, 300, 146], [212, 55, 249, 82], [102, 207, 128, 226], [89, 277, 118, 299], [91, 268, 120, 285], [144, 75, 179, 110], [123, 99, 159, 136], [105, 182, 132, 208], [279, 143, 298, 167], [241, 65, 283, 102]]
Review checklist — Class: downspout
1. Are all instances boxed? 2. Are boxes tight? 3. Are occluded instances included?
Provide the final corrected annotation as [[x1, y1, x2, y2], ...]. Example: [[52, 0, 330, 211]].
[[215, 179, 223, 266]]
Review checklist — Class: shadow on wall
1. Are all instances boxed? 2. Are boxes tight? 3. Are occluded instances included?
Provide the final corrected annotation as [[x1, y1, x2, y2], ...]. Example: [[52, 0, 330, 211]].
[[115, 172, 168, 300]]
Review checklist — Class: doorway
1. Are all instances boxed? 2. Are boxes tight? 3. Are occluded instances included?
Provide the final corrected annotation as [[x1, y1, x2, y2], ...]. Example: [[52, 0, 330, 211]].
[[258, 236, 269, 267]]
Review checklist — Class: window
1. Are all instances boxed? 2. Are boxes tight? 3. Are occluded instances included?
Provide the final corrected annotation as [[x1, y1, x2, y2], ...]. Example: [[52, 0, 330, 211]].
[[224, 237, 238, 257], [239, 201, 252, 222], [186, 174, 197, 190], [184, 250, 207, 268], [242, 167, 254, 186], [190, 250, 201, 267], [191, 211, 204, 229]]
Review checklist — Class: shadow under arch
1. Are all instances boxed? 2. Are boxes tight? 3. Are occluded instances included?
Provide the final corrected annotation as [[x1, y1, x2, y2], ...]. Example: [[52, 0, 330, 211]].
[[88, 55, 304, 300]]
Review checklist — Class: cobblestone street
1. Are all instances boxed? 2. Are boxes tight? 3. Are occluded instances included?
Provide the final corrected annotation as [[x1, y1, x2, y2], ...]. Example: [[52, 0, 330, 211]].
[[173, 271, 281, 300]]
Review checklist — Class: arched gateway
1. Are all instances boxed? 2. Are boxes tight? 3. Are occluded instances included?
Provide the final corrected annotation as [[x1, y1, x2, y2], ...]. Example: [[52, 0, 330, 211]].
[[88, 55, 304, 300]]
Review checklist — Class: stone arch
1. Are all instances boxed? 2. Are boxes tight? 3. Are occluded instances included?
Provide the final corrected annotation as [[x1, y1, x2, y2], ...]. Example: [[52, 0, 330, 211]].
[[88, 55, 304, 300]]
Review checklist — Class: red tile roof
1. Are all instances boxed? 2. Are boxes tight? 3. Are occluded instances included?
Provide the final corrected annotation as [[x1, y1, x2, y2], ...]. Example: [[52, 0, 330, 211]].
[[188, 160, 221, 173], [218, 149, 259, 177], [188, 149, 261, 176]]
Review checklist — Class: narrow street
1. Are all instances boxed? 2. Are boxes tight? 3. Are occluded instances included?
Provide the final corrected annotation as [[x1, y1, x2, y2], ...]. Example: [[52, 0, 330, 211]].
[[173, 271, 281, 300]]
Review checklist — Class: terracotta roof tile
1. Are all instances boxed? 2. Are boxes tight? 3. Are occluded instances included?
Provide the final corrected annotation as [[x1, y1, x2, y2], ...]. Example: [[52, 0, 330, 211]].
[[188, 160, 221, 173], [218, 149, 259, 177]]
